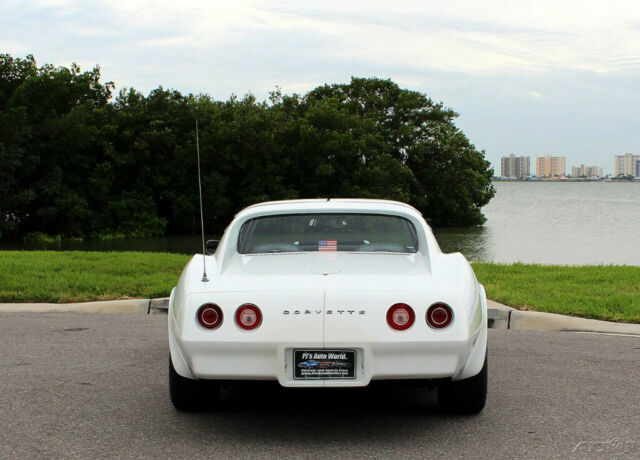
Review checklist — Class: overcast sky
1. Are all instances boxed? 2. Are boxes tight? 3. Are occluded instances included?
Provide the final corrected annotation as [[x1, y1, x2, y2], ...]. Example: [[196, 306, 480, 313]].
[[3, 0, 640, 174]]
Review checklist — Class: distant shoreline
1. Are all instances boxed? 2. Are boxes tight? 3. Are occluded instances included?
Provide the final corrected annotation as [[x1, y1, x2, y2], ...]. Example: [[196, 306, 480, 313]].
[[492, 177, 639, 182]]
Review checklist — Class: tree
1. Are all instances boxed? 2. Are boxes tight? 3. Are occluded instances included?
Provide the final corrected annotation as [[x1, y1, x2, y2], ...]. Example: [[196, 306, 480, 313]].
[[293, 77, 494, 225], [0, 55, 115, 238], [0, 55, 494, 240]]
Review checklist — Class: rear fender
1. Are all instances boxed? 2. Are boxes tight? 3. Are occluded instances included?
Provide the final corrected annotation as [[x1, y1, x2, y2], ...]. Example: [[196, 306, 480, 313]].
[[455, 284, 488, 380], [168, 287, 196, 379]]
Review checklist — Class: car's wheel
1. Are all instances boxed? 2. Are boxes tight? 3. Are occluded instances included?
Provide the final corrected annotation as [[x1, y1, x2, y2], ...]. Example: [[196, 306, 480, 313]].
[[169, 356, 221, 411], [437, 353, 487, 414]]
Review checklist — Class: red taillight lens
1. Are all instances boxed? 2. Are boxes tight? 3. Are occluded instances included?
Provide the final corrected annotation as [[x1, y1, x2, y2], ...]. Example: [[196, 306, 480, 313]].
[[235, 304, 262, 330], [426, 302, 453, 329], [197, 303, 223, 329], [386, 303, 415, 330]]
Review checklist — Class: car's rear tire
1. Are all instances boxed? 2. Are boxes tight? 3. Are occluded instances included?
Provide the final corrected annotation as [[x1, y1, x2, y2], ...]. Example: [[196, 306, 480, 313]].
[[437, 353, 487, 414], [169, 356, 221, 411]]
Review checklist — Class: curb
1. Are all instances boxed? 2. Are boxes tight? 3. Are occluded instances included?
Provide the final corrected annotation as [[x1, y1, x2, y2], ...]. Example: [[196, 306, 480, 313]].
[[0, 298, 150, 314], [487, 300, 514, 329], [148, 298, 169, 314], [486, 300, 640, 336], [0, 297, 169, 315]]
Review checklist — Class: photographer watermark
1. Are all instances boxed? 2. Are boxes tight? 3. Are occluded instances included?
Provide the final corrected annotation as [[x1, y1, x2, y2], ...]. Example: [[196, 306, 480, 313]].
[[573, 438, 638, 456]]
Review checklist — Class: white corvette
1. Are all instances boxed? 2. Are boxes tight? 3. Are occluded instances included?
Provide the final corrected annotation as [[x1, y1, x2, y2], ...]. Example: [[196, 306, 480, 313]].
[[168, 199, 487, 413]]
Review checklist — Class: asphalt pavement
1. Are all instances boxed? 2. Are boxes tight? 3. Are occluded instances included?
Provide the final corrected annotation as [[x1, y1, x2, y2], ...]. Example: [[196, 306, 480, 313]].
[[1, 313, 639, 459]]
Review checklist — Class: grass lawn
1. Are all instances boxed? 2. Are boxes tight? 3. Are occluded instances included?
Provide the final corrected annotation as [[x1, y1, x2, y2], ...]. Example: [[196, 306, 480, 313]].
[[0, 252, 638, 323], [0, 251, 189, 303], [473, 263, 640, 323]]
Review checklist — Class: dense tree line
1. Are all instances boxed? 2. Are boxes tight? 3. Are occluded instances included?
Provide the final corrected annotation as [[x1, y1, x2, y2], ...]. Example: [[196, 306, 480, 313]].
[[0, 53, 494, 239]]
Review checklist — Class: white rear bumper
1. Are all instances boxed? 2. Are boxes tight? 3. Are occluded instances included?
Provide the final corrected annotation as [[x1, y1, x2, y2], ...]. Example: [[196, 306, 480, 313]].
[[171, 329, 486, 387]]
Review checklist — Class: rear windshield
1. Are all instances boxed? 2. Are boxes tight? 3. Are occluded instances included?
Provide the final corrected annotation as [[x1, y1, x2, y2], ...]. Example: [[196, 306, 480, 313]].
[[237, 213, 418, 254]]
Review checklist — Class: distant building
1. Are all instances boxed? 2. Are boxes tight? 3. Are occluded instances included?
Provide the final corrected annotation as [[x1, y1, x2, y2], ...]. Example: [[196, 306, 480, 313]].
[[500, 154, 530, 178], [614, 153, 640, 177], [536, 155, 566, 177], [587, 166, 603, 178], [571, 164, 603, 178]]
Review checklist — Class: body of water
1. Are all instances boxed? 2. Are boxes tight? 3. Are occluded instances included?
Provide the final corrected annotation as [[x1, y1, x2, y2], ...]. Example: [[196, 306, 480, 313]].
[[436, 181, 640, 265], [3, 181, 639, 265]]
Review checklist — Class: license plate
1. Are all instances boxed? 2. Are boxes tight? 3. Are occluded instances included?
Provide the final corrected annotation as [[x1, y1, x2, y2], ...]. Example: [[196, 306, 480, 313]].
[[294, 349, 356, 379]]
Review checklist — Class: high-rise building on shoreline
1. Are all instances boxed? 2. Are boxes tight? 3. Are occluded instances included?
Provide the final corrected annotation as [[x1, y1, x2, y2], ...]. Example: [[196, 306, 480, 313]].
[[614, 153, 640, 177], [536, 155, 566, 177], [571, 164, 603, 178], [500, 154, 530, 178], [588, 166, 603, 178]]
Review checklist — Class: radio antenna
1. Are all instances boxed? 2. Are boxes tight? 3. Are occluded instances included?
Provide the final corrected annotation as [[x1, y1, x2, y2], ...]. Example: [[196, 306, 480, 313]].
[[195, 120, 209, 282]]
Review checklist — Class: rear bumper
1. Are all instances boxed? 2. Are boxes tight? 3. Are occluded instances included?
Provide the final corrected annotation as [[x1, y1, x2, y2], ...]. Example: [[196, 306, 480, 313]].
[[172, 333, 485, 387]]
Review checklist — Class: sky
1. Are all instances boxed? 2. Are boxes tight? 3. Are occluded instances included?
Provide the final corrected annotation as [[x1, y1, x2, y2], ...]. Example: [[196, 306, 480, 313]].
[[2, 0, 640, 175]]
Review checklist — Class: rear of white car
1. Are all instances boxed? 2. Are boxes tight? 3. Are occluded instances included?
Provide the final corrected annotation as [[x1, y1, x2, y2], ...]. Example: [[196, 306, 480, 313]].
[[168, 199, 487, 413]]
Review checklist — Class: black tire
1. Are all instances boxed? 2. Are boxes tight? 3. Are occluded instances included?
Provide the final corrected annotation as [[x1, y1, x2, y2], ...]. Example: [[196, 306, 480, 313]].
[[169, 356, 221, 411], [437, 353, 487, 414]]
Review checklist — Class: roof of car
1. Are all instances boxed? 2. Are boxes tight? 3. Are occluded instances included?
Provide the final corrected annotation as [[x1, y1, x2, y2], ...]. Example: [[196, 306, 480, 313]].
[[236, 198, 422, 218]]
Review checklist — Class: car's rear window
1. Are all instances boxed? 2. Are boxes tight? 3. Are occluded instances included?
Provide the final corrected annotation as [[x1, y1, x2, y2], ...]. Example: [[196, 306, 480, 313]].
[[237, 213, 418, 254]]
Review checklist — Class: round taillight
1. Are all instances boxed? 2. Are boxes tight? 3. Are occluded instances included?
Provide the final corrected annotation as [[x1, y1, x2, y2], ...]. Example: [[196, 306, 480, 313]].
[[386, 303, 415, 330], [196, 303, 223, 329], [427, 302, 453, 329], [235, 304, 262, 330]]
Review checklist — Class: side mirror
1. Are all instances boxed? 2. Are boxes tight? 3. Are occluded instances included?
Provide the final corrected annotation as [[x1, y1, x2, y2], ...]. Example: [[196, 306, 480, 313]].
[[205, 239, 219, 255]]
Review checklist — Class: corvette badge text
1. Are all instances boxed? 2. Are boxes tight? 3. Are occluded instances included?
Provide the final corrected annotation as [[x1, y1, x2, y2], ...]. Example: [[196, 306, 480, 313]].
[[283, 309, 366, 315]]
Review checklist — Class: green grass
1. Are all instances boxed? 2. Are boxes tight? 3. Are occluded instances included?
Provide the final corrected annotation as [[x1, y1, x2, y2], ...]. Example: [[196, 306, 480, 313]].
[[473, 263, 640, 323], [0, 252, 638, 323], [0, 251, 189, 303]]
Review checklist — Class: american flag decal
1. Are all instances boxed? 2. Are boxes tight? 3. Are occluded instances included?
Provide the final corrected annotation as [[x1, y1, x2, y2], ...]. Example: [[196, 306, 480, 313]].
[[318, 240, 337, 251]]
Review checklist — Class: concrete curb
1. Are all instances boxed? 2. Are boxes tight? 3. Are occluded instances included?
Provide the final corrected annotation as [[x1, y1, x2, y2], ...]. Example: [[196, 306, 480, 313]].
[[0, 297, 170, 315], [486, 299, 640, 336], [487, 300, 514, 329], [1, 298, 639, 336], [0, 298, 150, 314], [148, 298, 169, 314], [0, 297, 172, 315]]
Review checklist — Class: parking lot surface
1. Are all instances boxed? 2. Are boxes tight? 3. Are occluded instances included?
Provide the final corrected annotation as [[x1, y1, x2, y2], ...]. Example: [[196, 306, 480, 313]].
[[1, 313, 638, 458]]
